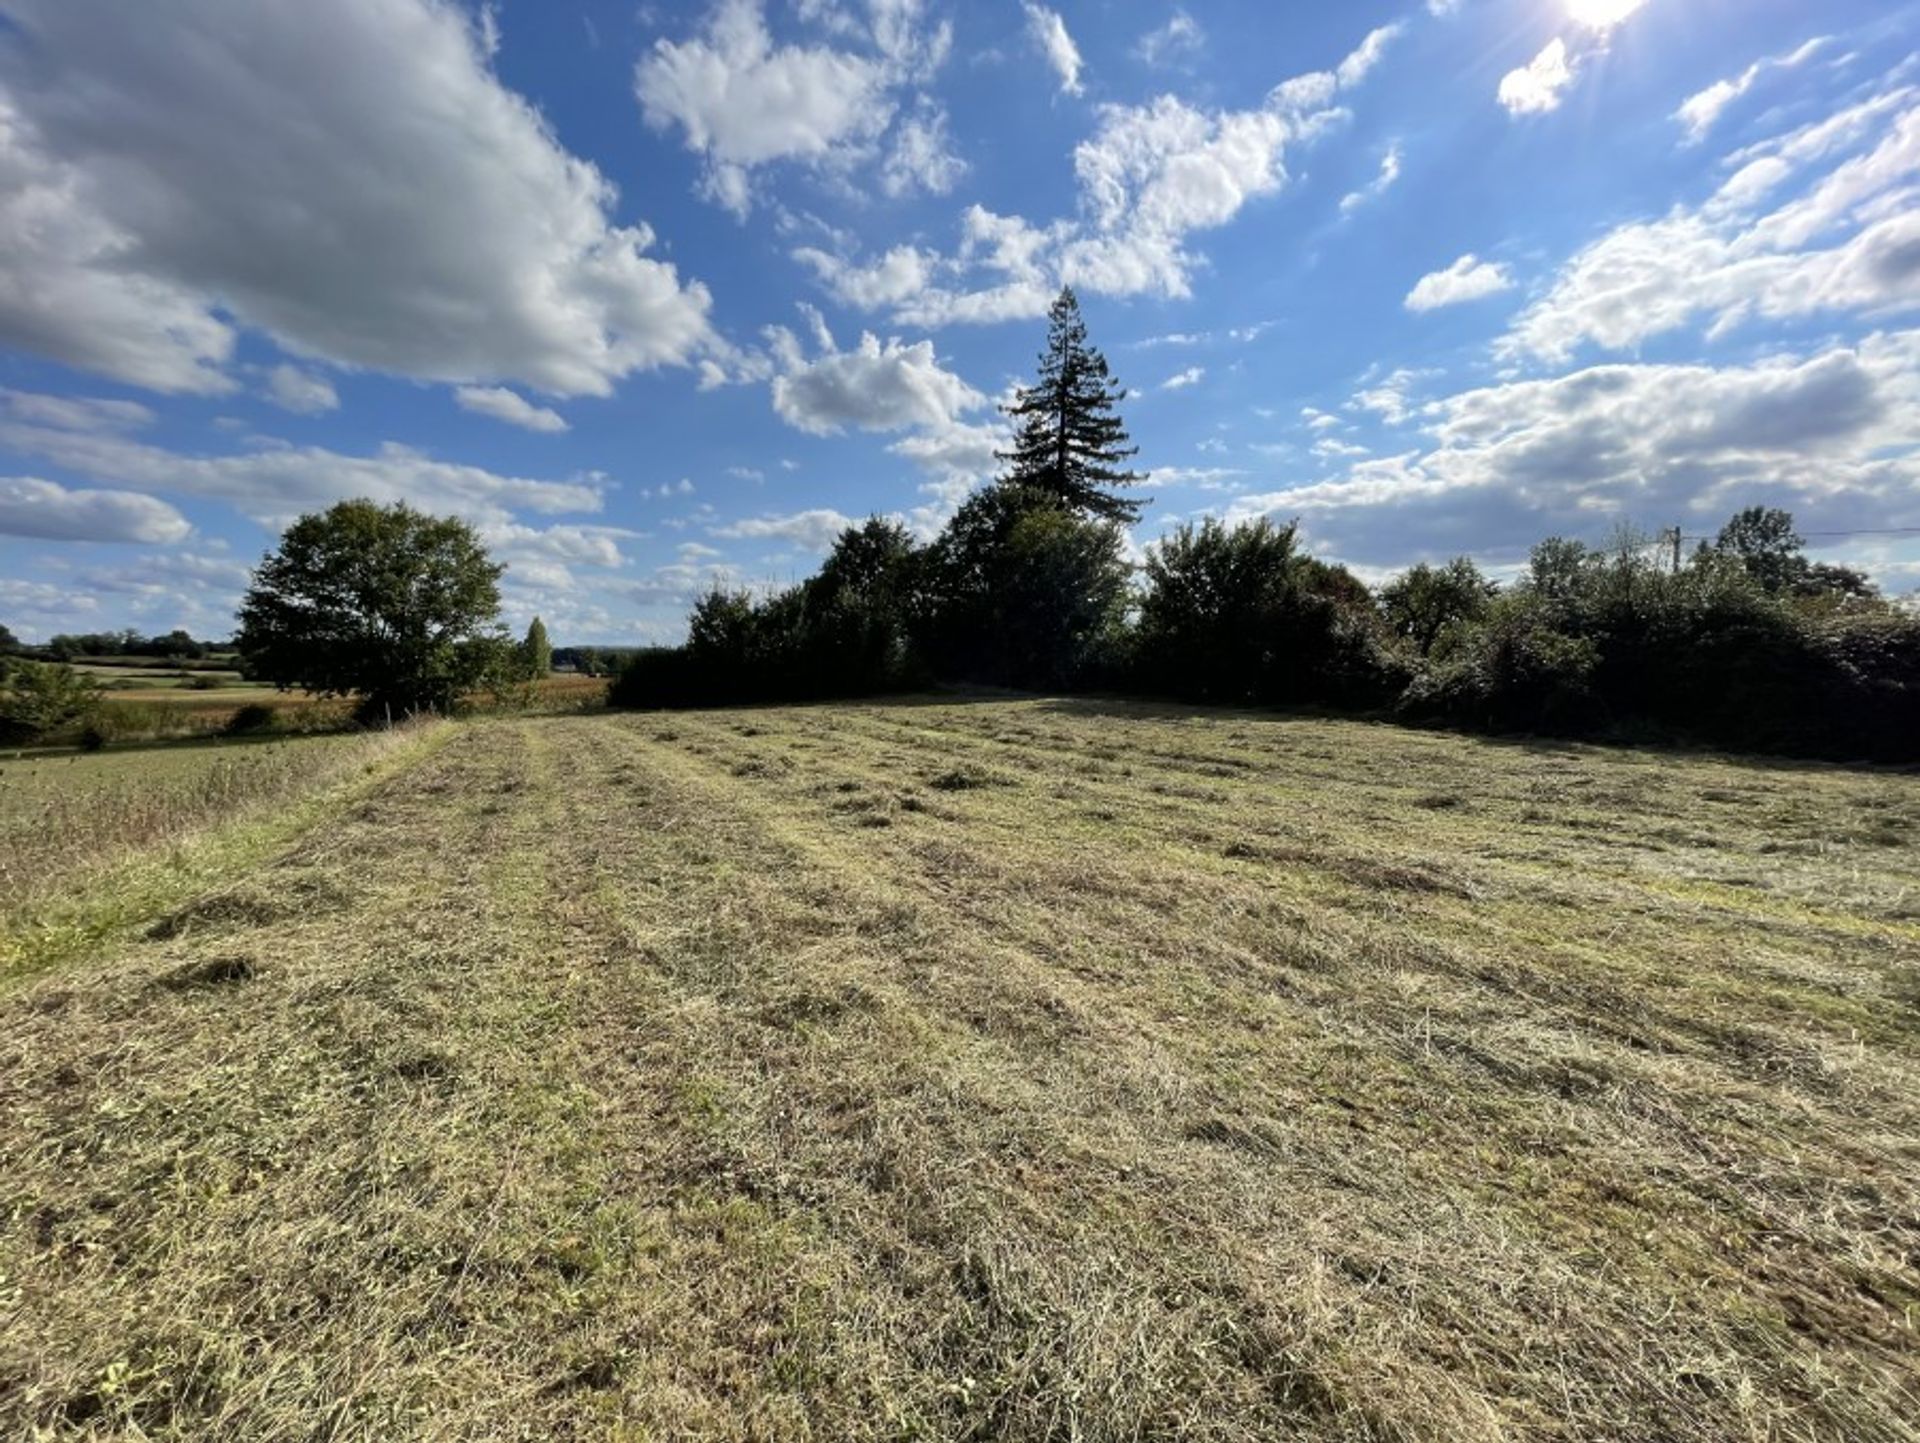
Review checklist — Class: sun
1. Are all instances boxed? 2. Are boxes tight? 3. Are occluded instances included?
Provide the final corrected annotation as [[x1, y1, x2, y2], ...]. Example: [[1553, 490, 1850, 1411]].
[[1565, 0, 1649, 30]]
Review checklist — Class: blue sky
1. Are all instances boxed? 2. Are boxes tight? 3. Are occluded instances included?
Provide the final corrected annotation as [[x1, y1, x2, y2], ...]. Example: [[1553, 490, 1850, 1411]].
[[0, 0, 1916, 642]]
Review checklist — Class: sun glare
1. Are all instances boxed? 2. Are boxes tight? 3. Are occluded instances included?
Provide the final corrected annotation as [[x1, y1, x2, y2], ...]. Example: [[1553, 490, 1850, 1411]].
[[1566, 0, 1649, 31]]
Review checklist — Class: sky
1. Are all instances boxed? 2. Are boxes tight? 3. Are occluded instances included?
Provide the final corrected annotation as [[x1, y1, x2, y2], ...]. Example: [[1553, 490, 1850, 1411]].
[[0, 0, 1916, 643]]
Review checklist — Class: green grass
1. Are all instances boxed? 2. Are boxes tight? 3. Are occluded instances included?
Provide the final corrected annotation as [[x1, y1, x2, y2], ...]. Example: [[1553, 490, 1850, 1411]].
[[0, 698, 1915, 1440]]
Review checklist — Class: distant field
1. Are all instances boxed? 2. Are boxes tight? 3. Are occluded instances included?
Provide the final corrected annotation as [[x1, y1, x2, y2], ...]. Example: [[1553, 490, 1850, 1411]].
[[0, 699, 1915, 1440]]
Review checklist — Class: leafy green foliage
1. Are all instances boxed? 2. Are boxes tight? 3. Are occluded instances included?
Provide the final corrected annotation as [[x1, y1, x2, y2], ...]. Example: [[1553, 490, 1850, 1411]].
[[236, 499, 505, 722], [0, 659, 106, 744], [1137, 518, 1401, 707], [997, 288, 1148, 524], [1379, 558, 1498, 658], [919, 483, 1131, 689], [1710, 507, 1877, 601], [519, 617, 553, 680], [611, 517, 928, 707]]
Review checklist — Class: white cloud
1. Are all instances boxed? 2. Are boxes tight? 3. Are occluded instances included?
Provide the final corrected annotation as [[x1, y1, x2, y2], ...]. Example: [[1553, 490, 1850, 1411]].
[[1498, 38, 1574, 116], [0, 476, 191, 543], [713, 508, 856, 550], [881, 104, 966, 197], [1023, 4, 1084, 97], [1349, 368, 1431, 425], [1405, 254, 1515, 311], [636, 0, 949, 215], [1498, 0, 1653, 119], [1336, 24, 1402, 90], [0, 0, 717, 397], [455, 385, 570, 433], [1161, 366, 1205, 391], [1152, 466, 1244, 490], [1675, 37, 1832, 146], [802, 18, 1398, 327], [266, 365, 339, 416], [795, 243, 937, 309], [1135, 11, 1202, 68], [0, 421, 601, 533], [0, 388, 153, 433], [1225, 333, 1920, 565], [768, 311, 984, 435], [1565, 0, 1649, 34], [1340, 142, 1402, 214], [1506, 92, 1920, 362]]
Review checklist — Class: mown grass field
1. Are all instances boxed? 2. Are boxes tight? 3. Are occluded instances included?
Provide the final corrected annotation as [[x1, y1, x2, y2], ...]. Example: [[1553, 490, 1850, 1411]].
[[1, 699, 1916, 1441]]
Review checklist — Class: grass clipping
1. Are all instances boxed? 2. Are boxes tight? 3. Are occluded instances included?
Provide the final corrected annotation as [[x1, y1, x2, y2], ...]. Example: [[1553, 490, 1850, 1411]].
[[0, 699, 1916, 1440]]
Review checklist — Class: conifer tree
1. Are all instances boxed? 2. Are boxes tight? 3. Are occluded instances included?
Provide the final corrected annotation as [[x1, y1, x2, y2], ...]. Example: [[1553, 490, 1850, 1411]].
[[997, 287, 1149, 524]]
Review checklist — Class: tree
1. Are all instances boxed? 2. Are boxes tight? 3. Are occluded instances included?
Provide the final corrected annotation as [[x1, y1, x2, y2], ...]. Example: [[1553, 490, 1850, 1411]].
[[236, 499, 505, 721], [919, 483, 1130, 687], [519, 617, 553, 680], [1713, 507, 1805, 593], [0, 660, 104, 744], [1379, 558, 1498, 657], [997, 287, 1149, 524], [1138, 518, 1399, 705], [0, 621, 16, 654]]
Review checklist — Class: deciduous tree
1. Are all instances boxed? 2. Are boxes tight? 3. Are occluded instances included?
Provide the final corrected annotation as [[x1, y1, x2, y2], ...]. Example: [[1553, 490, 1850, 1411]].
[[236, 499, 505, 721]]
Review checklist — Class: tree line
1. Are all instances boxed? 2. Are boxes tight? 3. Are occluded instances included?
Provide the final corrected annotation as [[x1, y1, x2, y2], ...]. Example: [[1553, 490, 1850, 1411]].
[[613, 288, 1918, 762]]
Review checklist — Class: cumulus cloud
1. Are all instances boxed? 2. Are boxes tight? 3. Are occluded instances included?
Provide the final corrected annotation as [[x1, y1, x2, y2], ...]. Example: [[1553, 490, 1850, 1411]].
[[0, 476, 191, 543], [881, 103, 966, 197], [1224, 333, 1920, 566], [1676, 38, 1831, 145], [713, 508, 857, 550], [1506, 91, 1920, 362], [1405, 254, 1515, 311], [266, 365, 339, 416], [1161, 367, 1205, 391], [0, 0, 716, 399], [795, 19, 1399, 327], [1023, 4, 1084, 97], [1498, 38, 1574, 116], [455, 386, 570, 433], [768, 310, 984, 435], [636, 0, 950, 215], [1497, 0, 1652, 118]]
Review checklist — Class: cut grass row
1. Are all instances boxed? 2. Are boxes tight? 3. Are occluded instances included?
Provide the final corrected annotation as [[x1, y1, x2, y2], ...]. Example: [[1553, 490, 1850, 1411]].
[[0, 699, 1915, 1439]]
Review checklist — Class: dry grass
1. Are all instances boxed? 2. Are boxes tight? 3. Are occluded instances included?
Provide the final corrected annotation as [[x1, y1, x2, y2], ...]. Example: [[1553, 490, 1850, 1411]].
[[0, 727, 437, 974], [0, 698, 1915, 1440]]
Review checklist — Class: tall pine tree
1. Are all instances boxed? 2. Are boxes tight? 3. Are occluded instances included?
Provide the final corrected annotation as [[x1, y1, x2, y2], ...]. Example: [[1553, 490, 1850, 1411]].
[[997, 288, 1148, 524]]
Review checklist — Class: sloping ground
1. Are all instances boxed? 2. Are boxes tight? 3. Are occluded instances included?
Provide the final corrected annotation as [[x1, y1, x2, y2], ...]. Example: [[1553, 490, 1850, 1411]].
[[1, 700, 1916, 1441]]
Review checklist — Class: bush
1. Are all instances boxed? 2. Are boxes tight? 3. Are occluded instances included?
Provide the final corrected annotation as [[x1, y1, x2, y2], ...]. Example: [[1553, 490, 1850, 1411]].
[[918, 484, 1131, 690], [1400, 596, 1600, 734], [0, 660, 105, 745], [224, 703, 278, 736], [1137, 518, 1402, 708]]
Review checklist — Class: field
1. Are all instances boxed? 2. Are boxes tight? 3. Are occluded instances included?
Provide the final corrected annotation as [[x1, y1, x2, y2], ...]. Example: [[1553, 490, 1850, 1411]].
[[1, 699, 1916, 1440]]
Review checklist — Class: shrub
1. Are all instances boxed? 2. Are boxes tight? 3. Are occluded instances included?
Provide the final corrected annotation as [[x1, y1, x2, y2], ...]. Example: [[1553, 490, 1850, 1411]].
[[1137, 518, 1402, 708], [0, 660, 105, 745], [224, 703, 278, 736], [919, 484, 1131, 690], [1400, 596, 1601, 734]]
